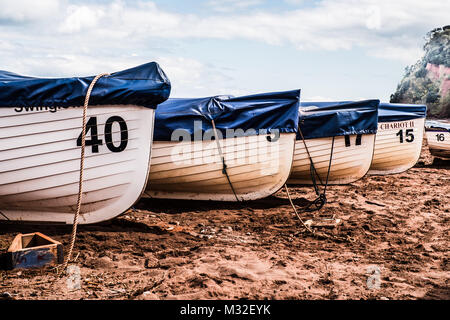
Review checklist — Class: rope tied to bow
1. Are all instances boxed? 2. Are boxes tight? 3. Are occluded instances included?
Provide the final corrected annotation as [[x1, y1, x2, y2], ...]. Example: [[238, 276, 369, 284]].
[[210, 119, 240, 202], [59, 73, 110, 275], [283, 124, 336, 235], [297, 124, 335, 212]]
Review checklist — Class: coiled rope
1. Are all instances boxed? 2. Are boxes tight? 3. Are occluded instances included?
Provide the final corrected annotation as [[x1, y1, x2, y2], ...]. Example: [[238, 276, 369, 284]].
[[59, 73, 110, 275]]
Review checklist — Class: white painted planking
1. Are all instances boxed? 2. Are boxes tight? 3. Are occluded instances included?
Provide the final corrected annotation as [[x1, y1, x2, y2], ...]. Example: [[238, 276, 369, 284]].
[[145, 133, 295, 201], [369, 118, 425, 175], [288, 134, 375, 185], [425, 128, 450, 160], [0, 105, 154, 224]]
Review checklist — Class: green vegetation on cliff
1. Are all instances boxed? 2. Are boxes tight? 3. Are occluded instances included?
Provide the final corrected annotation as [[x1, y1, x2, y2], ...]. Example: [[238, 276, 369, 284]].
[[390, 26, 450, 118]]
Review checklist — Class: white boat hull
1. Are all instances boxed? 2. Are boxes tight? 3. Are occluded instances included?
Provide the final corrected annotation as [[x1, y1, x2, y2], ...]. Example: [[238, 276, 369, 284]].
[[287, 134, 375, 185], [426, 129, 450, 160], [369, 118, 425, 175], [144, 133, 296, 201], [0, 105, 154, 224]]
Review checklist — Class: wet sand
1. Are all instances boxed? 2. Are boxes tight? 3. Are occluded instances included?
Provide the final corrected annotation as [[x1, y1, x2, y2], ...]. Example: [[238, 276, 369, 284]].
[[0, 140, 449, 300]]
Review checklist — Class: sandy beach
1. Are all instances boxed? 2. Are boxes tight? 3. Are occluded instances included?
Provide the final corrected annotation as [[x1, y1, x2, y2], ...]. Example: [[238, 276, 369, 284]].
[[0, 140, 448, 300]]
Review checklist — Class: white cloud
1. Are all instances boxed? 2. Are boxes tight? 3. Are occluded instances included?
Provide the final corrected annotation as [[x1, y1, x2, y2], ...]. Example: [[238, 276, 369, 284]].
[[370, 44, 424, 65], [301, 96, 337, 102], [0, 0, 59, 23], [206, 0, 263, 13], [0, 51, 143, 78], [59, 5, 105, 34], [2, 0, 446, 63], [0, 39, 16, 51], [365, 5, 381, 30], [284, 0, 304, 5], [54, 1, 448, 62], [1, 0, 448, 96], [156, 57, 239, 97]]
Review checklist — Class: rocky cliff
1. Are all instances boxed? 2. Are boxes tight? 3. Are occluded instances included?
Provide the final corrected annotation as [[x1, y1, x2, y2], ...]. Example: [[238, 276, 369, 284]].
[[390, 26, 450, 118]]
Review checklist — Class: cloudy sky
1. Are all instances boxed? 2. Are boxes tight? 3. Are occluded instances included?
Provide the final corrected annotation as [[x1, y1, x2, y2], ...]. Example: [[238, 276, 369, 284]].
[[0, 0, 448, 101]]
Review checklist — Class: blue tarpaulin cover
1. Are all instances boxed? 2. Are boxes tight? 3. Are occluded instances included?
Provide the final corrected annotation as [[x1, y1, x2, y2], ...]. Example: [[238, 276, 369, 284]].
[[0, 62, 171, 108], [425, 120, 450, 132], [298, 100, 380, 139], [153, 90, 300, 141], [378, 103, 427, 122]]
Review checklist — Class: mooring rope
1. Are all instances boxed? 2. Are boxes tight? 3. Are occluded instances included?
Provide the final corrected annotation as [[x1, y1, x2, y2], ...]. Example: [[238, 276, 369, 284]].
[[285, 180, 353, 242], [210, 119, 240, 202], [283, 184, 314, 234], [298, 125, 323, 190], [0, 210, 9, 221], [283, 136, 353, 242], [297, 125, 335, 212], [59, 73, 110, 275], [323, 136, 335, 195]]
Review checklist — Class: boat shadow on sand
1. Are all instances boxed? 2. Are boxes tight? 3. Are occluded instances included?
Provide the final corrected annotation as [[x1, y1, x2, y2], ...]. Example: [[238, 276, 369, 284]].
[[134, 195, 312, 214], [415, 158, 450, 169], [0, 215, 167, 236], [0, 195, 314, 236]]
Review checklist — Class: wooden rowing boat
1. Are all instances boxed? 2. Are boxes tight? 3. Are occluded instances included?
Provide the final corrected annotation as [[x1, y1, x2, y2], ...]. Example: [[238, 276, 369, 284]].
[[144, 90, 300, 201], [369, 103, 426, 175], [0, 62, 171, 224], [425, 120, 450, 160], [288, 100, 379, 185], [147, 133, 295, 201]]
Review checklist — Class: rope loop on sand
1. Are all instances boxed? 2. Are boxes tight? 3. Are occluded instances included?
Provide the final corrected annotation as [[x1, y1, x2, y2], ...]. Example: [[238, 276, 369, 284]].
[[284, 184, 314, 234], [59, 73, 110, 275], [282, 125, 337, 234]]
